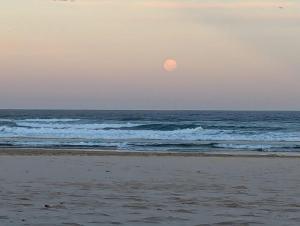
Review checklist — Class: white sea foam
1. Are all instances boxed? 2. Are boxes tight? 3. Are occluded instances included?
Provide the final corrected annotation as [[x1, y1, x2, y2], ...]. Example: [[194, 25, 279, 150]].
[[1, 124, 300, 142], [12, 140, 124, 148], [214, 143, 273, 150], [20, 118, 80, 122], [0, 119, 14, 122], [15, 121, 140, 130]]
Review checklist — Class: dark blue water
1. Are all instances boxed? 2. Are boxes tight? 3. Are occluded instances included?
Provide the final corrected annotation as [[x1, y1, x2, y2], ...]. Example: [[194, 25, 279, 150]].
[[0, 110, 300, 152]]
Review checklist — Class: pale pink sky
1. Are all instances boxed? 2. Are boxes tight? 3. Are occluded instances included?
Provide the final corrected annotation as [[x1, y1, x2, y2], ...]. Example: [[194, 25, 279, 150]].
[[1, 0, 300, 110]]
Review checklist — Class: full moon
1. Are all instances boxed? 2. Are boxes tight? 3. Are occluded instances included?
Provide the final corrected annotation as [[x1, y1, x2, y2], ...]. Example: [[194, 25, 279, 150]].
[[163, 59, 177, 72]]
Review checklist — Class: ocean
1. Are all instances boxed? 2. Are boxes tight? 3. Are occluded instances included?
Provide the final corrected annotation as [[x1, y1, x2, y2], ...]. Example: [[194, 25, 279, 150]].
[[0, 110, 300, 152]]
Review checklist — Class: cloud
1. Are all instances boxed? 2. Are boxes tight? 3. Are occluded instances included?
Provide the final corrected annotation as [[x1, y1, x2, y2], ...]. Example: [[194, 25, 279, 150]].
[[142, 1, 294, 9], [51, 0, 114, 4]]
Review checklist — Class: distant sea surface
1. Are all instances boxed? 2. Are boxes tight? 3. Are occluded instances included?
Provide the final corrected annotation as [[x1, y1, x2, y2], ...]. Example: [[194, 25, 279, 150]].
[[0, 110, 300, 153]]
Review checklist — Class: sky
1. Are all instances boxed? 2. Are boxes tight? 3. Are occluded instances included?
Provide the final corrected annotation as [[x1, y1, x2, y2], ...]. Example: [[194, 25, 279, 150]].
[[1, 0, 300, 110]]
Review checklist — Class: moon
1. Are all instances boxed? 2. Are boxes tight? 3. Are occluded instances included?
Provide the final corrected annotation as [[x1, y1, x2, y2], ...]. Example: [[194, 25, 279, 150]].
[[163, 59, 177, 72]]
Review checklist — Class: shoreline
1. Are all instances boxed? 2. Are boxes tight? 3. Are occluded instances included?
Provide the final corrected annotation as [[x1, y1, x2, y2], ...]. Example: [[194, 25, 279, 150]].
[[1, 147, 300, 158]]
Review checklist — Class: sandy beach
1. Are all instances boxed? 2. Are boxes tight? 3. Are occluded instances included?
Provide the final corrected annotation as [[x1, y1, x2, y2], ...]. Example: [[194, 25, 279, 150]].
[[0, 149, 300, 226]]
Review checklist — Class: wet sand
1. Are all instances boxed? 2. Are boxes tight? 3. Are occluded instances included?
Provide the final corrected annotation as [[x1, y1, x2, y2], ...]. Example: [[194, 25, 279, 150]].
[[1, 148, 300, 157], [0, 150, 300, 225]]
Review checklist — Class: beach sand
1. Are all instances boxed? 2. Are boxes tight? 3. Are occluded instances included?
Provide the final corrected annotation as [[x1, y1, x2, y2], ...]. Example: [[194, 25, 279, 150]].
[[0, 149, 300, 226]]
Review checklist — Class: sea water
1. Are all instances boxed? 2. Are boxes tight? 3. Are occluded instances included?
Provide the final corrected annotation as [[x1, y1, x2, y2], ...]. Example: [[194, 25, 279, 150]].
[[0, 110, 300, 152]]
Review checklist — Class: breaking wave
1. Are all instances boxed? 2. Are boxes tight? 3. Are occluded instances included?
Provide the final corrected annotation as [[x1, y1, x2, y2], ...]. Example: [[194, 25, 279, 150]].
[[1, 111, 300, 152]]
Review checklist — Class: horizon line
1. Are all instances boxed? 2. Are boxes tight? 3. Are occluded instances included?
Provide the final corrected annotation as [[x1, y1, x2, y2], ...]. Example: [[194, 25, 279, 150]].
[[1, 109, 300, 112]]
